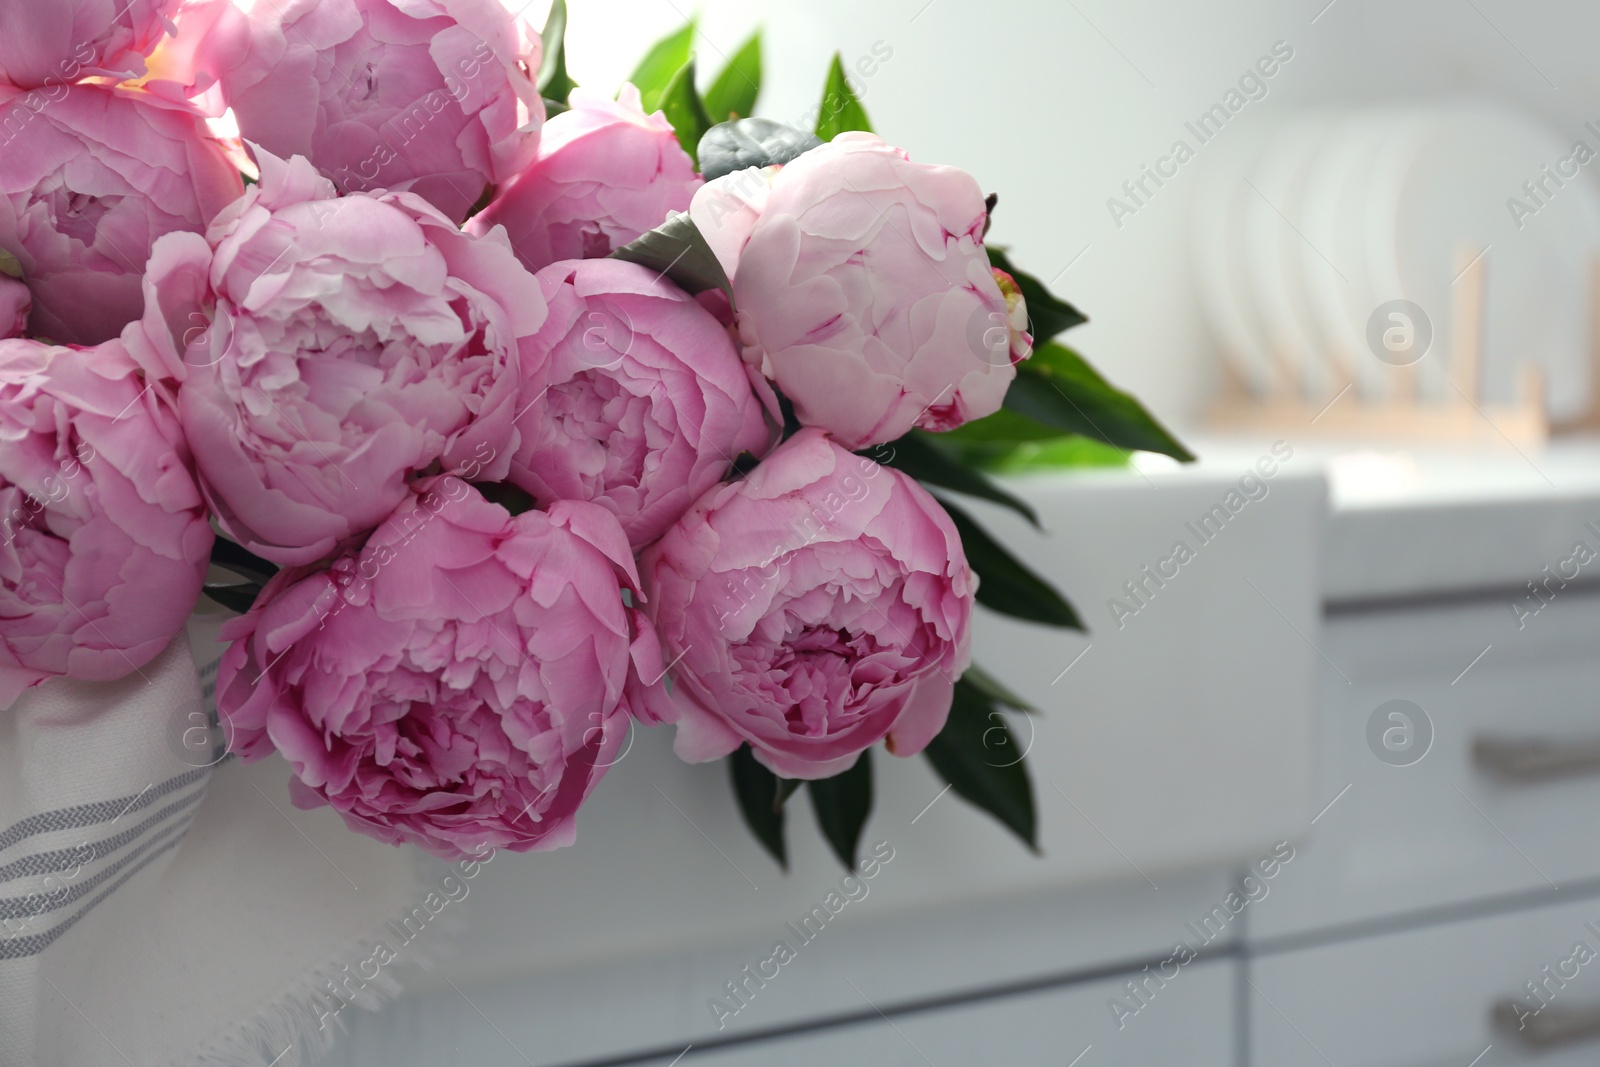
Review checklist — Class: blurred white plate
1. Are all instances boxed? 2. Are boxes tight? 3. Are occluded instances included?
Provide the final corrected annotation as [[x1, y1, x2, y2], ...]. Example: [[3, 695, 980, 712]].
[[1380, 103, 1600, 418], [1193, 119, 1284, 399], [1245, 108, 1346, 402], [1303, 108, 1427, 403]]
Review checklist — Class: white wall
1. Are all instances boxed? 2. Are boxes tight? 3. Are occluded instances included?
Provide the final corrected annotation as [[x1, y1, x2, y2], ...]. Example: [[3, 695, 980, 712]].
[[544, 0, 1600, 430]]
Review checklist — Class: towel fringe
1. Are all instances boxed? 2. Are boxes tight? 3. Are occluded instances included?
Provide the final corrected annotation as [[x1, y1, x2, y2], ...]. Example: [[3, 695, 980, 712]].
[[186, 853, 461, 1067]]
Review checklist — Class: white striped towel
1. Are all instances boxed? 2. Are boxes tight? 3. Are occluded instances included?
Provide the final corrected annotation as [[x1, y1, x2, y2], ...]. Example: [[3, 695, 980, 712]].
[[0, 602, 430, 1067]]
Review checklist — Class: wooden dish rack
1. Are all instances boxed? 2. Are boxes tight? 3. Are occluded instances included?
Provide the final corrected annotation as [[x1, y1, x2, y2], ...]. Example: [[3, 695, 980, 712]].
[[1207, 246, 1600, 446]]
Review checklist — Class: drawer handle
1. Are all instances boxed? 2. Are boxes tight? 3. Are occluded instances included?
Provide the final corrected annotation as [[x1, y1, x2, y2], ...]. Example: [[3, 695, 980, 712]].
[[1493, 998, 1600, 1046], [1473, 735, 1600, 781]]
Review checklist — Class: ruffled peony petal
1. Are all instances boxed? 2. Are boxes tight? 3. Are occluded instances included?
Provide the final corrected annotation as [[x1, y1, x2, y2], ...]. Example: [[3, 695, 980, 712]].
[[0, 83, 243, 346], [506, 259, 773, 550], [0, 337, 211, 707], [638, 429, 972, 780], [707, 133, 1024, 449], [468, 85, 701, 271], [216, 479, 665, 859], [206, 0, 543, 223]]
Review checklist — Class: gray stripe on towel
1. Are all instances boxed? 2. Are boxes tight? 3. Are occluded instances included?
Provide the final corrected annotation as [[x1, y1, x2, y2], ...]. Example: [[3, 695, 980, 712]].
[[0, 783, 208, 888], [0, 815, 194, 923], [0, 766, 211, 854], [0, 830, 190, 960]]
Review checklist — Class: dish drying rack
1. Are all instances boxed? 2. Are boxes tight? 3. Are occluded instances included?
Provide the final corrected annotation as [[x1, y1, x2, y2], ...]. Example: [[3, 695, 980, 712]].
[[1207, 245, 1600, 446]]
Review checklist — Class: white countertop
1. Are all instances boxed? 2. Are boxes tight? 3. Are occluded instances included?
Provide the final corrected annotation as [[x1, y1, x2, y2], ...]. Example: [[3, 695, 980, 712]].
[[1110, 434, 1600, 604]]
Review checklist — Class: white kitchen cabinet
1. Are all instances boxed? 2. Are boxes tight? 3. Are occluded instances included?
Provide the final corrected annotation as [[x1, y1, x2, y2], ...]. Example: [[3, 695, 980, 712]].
[[658, 960, 1237, 1067], [1250, 587, 1600, 941], [1251, 891, 1600, 1066]]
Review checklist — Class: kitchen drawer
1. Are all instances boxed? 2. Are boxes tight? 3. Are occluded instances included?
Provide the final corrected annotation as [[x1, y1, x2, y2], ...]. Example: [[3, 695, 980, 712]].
[[638, 959, 1236, 1067], [326, 867, 1242, 1067], [1250, 891, 1600, 1066], [1251, 586, 1600, 940]]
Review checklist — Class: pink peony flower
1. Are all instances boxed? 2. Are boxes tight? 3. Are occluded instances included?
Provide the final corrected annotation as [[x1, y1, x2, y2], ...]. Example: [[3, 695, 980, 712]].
[[0, 83, 244, 346], [690, 133, 1029, 449], [467, 85, 700, 271], [638, 428, 974, 779], [131, 151, 542, 566], [507, 259, 773, 550], [0, 277, 29, 338], [215, 478, 672, 858], [198, 0, 542, 223], [0, 0, 180, 88], [0, 337, 212, 707]]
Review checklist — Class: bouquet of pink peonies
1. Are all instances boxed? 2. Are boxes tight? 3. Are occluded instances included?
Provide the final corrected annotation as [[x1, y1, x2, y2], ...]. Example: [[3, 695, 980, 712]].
[[0, 0, 1190, 870]]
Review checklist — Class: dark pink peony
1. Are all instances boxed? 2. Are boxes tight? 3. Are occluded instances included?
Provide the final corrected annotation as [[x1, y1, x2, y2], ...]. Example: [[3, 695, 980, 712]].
[[131, 151, 541, 566], [216, 478, 671, 857], [197, 0, 543, 222], [0, 337, 212, 706], [0, 83, 243, 345], [507, 258, 773, 550], [639, 428, 974, 779]]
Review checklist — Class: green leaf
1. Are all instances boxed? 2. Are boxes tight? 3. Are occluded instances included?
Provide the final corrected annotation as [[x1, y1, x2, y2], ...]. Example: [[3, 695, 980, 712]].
[[867, 431, 1039, 529], [1006, 343, 1194, 462], [202, 583, 263, 615], [961, 663, 1036, 713], [814, 52, 873, 141], [808, 751, 873, 870], [943, 407, 1076, 446], [658, 59, 713, 165], [210, 537, 279, 586], [699, 118, 821, 181], [941, 412, 1132, 473], [730, 745, 789, 870], [610, 211, 732, 302], [976, 436, 1132, 474], [536, 0, 578, 105], [629, 19, 697, 112], [923, 677, 1038, 850], [986, 248, 1087, 344], [474, 481, 538, 516], [703, 30, 761, 122], [937, 496, 1084, 630]]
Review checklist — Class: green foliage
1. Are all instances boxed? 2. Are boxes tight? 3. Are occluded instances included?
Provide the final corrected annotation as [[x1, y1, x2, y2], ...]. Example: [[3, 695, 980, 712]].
[[537, 0, 577, 105], [630, 20, 697, 111], [1006, 343, 1194, 462], [924, 676, 1038, 850], [814, 52, 873, 140], [808, 751, 873, 870], [658, 59, 713, 163], [704, 31, 762, 121], [938, 497, 1084, 630]]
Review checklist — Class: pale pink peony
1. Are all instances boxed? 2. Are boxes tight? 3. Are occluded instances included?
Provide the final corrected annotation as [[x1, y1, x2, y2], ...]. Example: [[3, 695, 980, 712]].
[[0, 337, 212, 707], [0, 0, 181, 88], [690, 133, 1029, 449], [131, 151, 542, 566], [507, 259, 773, 550], [638, 428, 974, 780], [215, 479, 672, 858], [467, 85, 700, 271], [196, 0, 542, 222], [0, 83, 243, 346]]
